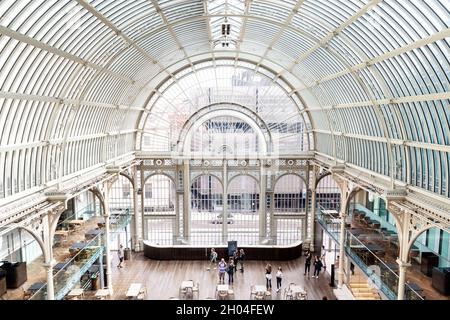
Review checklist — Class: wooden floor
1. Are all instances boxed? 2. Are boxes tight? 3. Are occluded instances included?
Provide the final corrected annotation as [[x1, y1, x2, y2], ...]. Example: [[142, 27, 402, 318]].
[[110, 253, 336, 300]]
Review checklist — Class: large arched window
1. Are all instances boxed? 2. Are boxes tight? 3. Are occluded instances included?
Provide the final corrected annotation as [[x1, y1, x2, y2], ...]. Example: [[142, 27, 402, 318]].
[[108, 174, 133, 249], [109, 175, 133, 214], [316, 175, 341, 212], [227, 175, 260, 245], [144, 175, 176, 214], [140, 63, 311, 155], [274, 175, 307, 213], [273, 174, 306, 245], [190, 116, 260, 157], [190, 175, 223, 245], [144, 174, 176, 245]]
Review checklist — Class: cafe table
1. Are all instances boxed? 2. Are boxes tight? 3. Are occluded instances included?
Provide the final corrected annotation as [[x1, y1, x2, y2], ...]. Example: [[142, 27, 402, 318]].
[[28, 282, 46, 292], [126, 283, 143, 298], [67, 288, 84, 299]]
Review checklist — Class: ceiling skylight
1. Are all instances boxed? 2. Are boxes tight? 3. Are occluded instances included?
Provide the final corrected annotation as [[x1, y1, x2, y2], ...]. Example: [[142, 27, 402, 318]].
[[207, 0, 246, 49]]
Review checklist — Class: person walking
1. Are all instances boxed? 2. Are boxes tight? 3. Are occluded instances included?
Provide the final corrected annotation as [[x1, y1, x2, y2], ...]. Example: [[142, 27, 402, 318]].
[[350, 262, 355, 275], [233, 249, 240, 273], [239, 249, 245, 272], [218, 258, 227, 284], [117, 244, 124, 268], [265, 264, 272, 290], [304, 249, 312, 276], [321, 245, 327, 271], [209, 248, 218, 270], [227, 259, 235, 285], [313, 255, 323, 278], [276, 267, 283, 292]]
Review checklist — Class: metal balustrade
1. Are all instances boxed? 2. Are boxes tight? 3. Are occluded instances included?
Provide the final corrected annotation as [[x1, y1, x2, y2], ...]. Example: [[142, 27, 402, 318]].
[[29, 210, 132, 300], [317, 207, 423, 300]]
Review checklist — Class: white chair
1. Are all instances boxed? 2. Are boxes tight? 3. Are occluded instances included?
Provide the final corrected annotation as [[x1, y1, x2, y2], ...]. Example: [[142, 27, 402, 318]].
[[284, 288, 293, 300], [254, 293, 264, 300], [217, 291, 228, 300], [250, 285, 256, 299], [137, 286, 147, 300]]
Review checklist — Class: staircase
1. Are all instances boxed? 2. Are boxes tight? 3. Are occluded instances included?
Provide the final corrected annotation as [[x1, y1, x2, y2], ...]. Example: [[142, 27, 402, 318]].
[[349, 281, 381, 300]]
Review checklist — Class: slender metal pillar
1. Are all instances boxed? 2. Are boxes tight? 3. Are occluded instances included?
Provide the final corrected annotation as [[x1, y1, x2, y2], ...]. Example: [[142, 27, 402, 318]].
[[397, 259, 410, 300], [103, 194, 113, 294], [42, 214, 55, 300], [140, 165, 146, 244], [305, 185, 317, 252], [259, 165, 266, 243], [268, 192, 275, 244], [338, 212, 346, 288], [45, 261, 55, 300], [183, 160, 190, 243], [222, 162, 228, 243], [132, 167, 141, 251], [303, 165, 310, 242], [99, 254, 105, 289]]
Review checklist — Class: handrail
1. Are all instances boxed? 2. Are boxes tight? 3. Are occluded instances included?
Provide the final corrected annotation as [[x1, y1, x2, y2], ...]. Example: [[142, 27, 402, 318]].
[[29, 211, 132, 300], [29, 232, 104, 300], [316, 206, 424, 300]]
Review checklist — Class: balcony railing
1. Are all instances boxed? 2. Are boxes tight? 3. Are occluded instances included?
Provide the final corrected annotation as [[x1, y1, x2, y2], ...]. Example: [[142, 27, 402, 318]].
[[316, 207, 423, 300], [29, 209, 132, 300], [29, 234, 103, 300]]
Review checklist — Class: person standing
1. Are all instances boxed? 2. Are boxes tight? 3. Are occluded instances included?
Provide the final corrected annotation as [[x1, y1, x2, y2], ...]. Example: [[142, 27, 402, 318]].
[[265, 264, 272, 290], [218, 258, 227, 284], [321, 245, 327, 271], [304, 249, 312, 276], [117, 244, 124, 268], [276, 267, 283, 292], [210, 248, 218, 270], [227, 259, 235, 285], [239, 249, 245, 272], [313, 255, 323, 278], [233, 249, 240, 273]]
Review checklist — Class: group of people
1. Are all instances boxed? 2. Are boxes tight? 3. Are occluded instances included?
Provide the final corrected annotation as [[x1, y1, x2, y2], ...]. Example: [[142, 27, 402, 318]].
[[303, 246, 327, 278], [210, 248, 245, 285], [208, 246, 330, 295], [264, 264, 284, 292]]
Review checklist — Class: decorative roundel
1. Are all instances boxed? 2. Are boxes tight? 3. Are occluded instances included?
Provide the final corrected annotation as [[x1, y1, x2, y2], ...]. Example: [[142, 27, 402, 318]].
[[267, 160, 272, 166], [155, 159, 163, 166], [287, 160, 294, 166], [203, 160, 210, 166], [241, 160, 247, 166]]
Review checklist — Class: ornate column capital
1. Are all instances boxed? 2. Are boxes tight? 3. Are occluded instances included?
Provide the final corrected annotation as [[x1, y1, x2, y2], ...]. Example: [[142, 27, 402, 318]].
[[43, 259, 57, 268], [396, 259, 411, 269], [339, 211, 347, 218]]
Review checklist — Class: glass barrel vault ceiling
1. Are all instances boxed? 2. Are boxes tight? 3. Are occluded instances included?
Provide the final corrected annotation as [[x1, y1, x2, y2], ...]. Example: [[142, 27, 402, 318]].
[[0, 0, 449, 201]]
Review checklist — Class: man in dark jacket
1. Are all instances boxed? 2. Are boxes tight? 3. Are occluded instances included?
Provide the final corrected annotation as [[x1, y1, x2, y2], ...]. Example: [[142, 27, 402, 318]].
[[233, 249, 240, 272], [304, 250, 312, 276], [239, 249, 245, 272]]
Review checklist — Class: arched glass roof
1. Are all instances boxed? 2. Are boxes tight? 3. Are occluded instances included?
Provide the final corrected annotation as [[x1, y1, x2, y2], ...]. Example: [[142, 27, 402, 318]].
[[0, 0, 449, 201], [138, 61, 312, 155]]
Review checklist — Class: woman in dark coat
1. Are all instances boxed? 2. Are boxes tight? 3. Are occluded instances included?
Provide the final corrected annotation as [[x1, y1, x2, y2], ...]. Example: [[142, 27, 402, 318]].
[[313, 256, 323, 279]]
